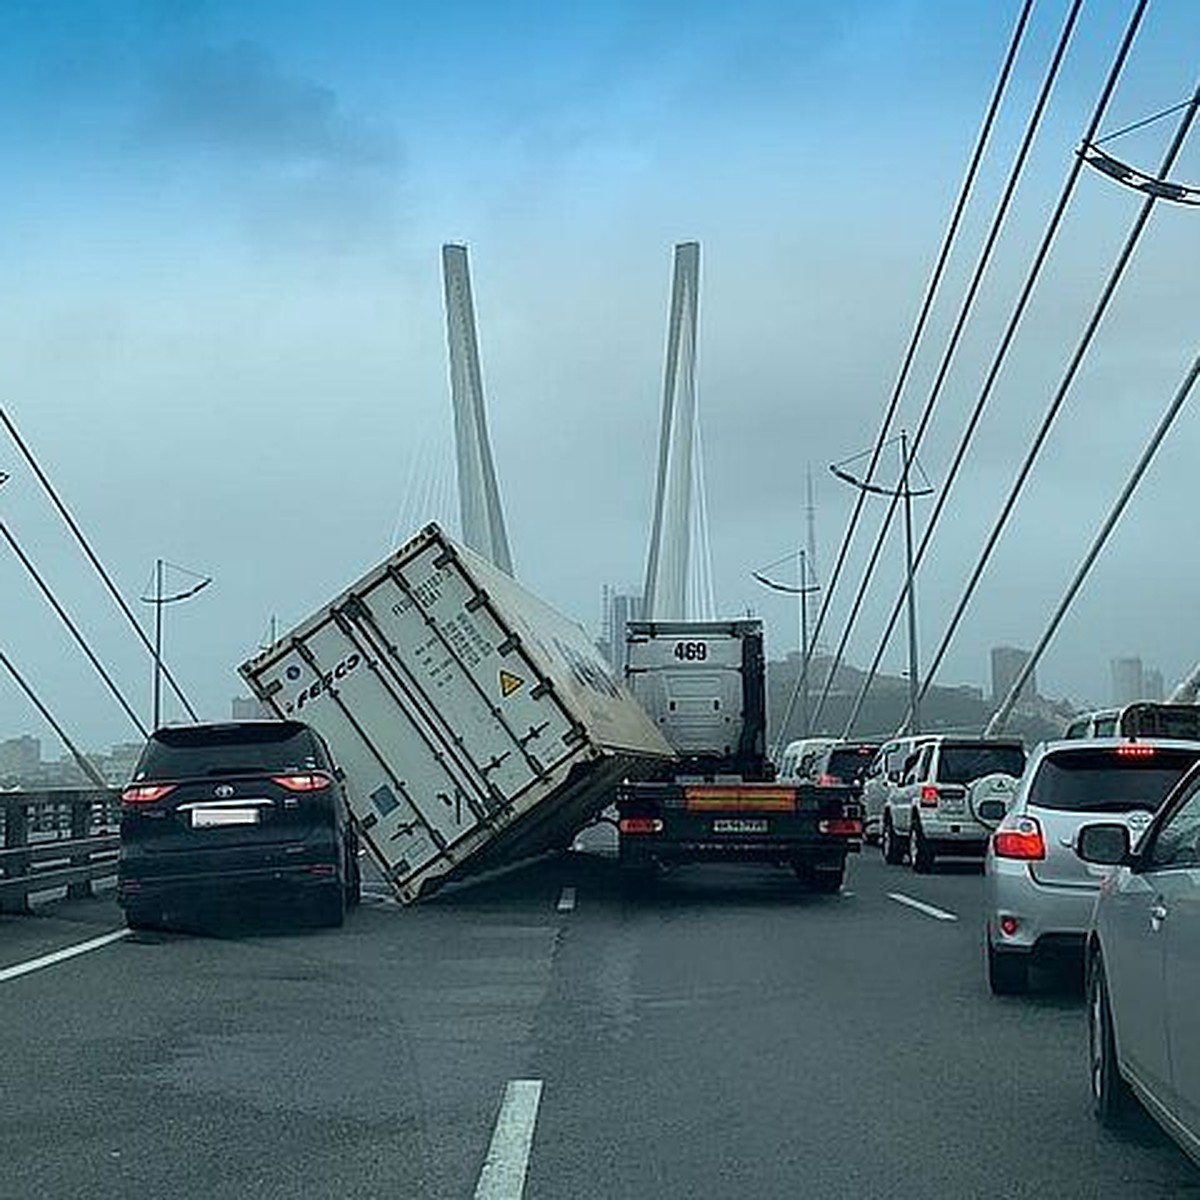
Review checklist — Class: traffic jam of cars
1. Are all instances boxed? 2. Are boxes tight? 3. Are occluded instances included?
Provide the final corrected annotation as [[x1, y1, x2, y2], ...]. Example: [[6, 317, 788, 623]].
[[775, 699, 1200, 1166]]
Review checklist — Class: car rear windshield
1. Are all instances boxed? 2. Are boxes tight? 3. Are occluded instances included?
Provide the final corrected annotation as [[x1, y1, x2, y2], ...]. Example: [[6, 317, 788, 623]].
[[938, 744, 1025, 784], [1028, 747, 1200, 812], [826, 746, 879, 781], [134, 723, 323, 780], [1121, 704, 1200, 741]]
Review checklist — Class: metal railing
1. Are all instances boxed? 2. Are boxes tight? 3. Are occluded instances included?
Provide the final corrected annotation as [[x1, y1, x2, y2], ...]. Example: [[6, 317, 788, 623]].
[[0, 789, 121, 913]]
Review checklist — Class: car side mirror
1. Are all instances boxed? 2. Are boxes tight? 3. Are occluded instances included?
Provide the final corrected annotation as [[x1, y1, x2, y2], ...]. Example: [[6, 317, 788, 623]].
[[1076, 823, 1132, 866]]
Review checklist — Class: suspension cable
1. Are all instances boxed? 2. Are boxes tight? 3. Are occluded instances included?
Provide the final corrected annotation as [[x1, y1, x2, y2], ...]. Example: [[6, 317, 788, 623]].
[[808, 0, 1084, 733], [1, 521, 149, 738], [0, 406, 200, 720], [987, 348, 1200, 733], [0, 648, 109, 789], [840, 0, 1151, 738], [770, 0, 1035, 756], [913, 75, 1200, 723]]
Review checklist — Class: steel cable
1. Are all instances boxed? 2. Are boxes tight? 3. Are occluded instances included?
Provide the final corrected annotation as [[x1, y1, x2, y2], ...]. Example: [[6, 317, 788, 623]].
[[840, 0, 1151, 737], [807, 0, 1085, 734], [771, 0, 1035, 757], [912, 73, 1200, 724]]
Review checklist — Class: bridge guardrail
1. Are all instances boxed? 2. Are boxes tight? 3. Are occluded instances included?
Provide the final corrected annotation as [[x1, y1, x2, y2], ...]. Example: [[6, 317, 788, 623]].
[[0, 789, 122, 914]]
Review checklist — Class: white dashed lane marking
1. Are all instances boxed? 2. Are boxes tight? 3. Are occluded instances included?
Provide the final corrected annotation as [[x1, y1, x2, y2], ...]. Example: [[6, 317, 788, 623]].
[[888, 892, 958, 922], [556, 886, 576, 913], [474, 1079, 544, 1200]]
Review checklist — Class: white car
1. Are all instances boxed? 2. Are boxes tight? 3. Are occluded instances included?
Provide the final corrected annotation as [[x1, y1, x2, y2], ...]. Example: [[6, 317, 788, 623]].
[[1078, 758, 1200, 1164], [860, 735, 927, 843]]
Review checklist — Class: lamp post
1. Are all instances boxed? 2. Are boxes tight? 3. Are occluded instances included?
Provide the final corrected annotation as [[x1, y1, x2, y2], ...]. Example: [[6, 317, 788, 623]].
[[831, 431, 933, 734], [140, 559, 212, 730], [754, 548, 821, 738]]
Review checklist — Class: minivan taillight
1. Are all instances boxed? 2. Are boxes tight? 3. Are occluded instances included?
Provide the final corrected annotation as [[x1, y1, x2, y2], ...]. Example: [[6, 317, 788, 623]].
[[993, 817, 1046, 860], [272, 773, 332, 792], [121, 783, 176, 805]]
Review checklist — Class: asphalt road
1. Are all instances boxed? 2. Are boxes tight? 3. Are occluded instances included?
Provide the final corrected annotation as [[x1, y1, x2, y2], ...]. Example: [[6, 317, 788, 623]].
[[2, 844, 1197, 1199]]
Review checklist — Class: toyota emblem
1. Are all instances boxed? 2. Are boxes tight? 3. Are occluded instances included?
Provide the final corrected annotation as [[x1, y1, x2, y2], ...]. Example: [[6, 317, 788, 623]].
[[214, 784, 235, 798]]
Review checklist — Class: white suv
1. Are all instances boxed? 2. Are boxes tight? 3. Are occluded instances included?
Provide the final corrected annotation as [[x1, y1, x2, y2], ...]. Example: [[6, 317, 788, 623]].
[[860, 736, 928, 843], [881, 737, 1026, 872]]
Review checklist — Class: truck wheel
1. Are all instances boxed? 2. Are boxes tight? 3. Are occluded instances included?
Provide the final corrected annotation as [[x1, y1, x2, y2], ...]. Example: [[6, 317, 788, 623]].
[[881, 815, 906, 865], [125, 905, 163, 933], [911, 821, 935, 874], [987, 939, 1029, 995]]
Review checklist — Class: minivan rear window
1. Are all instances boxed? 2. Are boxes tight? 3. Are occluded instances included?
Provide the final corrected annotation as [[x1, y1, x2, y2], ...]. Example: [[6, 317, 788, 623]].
[[1029, 747, 1200, 812], [826, 746, 879, 782], [939, 744, 1025, 784], [134, 722, 322, 780]]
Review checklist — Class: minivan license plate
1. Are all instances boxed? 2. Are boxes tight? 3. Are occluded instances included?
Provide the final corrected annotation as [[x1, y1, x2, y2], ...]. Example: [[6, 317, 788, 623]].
[[712, 819, 768, 834], [192, 807, 259, 827]]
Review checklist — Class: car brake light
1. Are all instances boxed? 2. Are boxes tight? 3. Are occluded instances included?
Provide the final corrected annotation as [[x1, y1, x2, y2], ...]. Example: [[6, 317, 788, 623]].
[[1116, 745, 1155, 758], [819, 818, 863, 837], [993, 817, 1046, 860], [272, 773, 332, 792], [817, 773, 841, 786], [920, 785, 939, 806], [121, 783, 177, 805], [619, 817, 663, 835]]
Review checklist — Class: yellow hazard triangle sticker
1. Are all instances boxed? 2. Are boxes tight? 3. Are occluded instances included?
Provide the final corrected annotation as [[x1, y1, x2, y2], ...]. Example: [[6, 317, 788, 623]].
[[499, 670, 524, 698]]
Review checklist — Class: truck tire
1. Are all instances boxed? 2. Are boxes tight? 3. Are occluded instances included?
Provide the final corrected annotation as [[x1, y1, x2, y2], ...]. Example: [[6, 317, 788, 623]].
[[881, 815, 906, 866], [911, 820, 935, 874], [125, 905, 163, 933], [987, 939, 1029, 995]]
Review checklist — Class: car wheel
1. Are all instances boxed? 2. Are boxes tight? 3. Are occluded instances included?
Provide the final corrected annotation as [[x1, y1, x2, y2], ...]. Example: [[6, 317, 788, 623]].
[[882, 815, 906, 865], [345, 846, 362, 908], [794, 860, 845, 893], [313, 882, 346, 929], [1089, 952, 1133, 1125], [987, 937, 1029, 995], [911, 820, 934, 874]]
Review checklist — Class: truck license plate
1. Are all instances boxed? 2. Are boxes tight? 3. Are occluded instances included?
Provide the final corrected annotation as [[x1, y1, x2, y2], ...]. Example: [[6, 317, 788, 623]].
[[712, 819, 768, 834]]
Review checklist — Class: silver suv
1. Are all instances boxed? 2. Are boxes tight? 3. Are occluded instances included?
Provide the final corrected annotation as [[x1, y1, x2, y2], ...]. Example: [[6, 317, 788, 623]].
[[881, 737, 1025, 871], [985, 738, 1200, 994], [861, 736, 928, 843]]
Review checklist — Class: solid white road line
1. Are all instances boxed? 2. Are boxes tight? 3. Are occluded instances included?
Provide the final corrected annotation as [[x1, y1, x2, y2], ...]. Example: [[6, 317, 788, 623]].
[[556, 886, 576, 913], [0, 928, 131, 984], [888, 892, 958, 922], [474, 1079, 544, 1200]]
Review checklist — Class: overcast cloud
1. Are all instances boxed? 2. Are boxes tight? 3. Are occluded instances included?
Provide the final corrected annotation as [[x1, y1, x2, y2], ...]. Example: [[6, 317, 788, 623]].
[[4, 0, 1200, 754]]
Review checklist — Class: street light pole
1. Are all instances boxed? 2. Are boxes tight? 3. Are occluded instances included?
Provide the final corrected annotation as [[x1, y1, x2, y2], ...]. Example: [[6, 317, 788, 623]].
[[141, 560, 212, 730]]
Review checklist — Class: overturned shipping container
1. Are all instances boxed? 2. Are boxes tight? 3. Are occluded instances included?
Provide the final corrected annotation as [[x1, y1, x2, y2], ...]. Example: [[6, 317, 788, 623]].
[[239, 525, 675, 902]]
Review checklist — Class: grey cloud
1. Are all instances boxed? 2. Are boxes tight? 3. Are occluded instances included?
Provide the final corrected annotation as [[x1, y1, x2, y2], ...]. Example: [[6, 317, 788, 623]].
[[143, 40, 399, 170]]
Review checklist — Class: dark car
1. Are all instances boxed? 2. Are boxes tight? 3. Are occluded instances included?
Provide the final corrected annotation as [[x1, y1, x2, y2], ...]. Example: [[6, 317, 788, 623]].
[[117, 720, 361, 930]]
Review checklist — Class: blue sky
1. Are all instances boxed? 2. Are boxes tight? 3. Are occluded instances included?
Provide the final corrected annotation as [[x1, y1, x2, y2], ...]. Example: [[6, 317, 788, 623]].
[[4, 0, 1200, 749]]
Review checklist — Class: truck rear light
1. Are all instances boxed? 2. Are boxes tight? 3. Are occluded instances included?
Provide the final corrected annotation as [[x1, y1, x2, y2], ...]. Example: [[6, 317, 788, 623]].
[[619, 817, 664, 835], [121, 783, 177, 805], [818, 818, 863, 837], [306, 863, 338, 876], [919, 785, 940, 806], [272, 772, 332, 792], [993, 817, 1046, 860]]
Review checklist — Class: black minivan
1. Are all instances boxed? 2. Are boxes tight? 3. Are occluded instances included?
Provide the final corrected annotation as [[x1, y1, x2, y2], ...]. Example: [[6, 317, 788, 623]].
[[117, 720, 361, 930]]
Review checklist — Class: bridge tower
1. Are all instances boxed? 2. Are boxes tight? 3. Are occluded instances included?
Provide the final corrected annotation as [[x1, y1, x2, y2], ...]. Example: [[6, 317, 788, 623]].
[[442, 243, 515, 575], [641, 242, 715, 621]]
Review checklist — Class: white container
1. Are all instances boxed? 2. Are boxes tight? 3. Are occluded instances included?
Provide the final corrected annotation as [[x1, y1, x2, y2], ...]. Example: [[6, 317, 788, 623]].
[[239, 524, 674, 902]]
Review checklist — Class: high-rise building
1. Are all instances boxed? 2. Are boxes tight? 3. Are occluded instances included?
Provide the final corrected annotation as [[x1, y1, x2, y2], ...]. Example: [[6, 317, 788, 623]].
[[0, 735, 40, 782], [1144, 668, 1165, 702], [1111, 657, 1144, 706], [991, 646, 1036, 706], [598, 588, 644, 669]]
